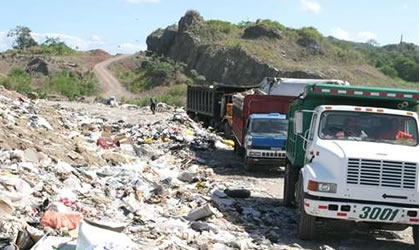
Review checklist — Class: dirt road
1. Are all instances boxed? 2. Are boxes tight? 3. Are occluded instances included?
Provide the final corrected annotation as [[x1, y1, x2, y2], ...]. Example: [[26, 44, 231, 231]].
[[93, 54, 136, 99]]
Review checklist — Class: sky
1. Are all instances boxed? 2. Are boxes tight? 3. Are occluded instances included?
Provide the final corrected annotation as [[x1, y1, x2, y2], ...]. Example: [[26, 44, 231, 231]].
[[0, 0, 418, 54]]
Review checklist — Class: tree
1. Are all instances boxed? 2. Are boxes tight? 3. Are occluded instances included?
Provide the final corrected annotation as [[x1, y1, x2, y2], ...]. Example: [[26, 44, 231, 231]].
[[7, 26, 38, 50], [366, 39, 379, 47], [393, 57, 419, 82]]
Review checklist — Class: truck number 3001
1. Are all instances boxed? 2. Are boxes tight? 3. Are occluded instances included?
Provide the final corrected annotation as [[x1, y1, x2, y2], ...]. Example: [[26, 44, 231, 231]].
[[358, 206, 399, 221]]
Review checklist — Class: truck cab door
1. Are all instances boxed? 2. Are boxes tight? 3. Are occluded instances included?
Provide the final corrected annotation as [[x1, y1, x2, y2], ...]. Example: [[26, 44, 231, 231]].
[[304, 113, 318, 165]]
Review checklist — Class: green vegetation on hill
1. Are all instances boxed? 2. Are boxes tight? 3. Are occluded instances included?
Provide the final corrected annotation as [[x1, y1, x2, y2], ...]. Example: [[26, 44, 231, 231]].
[[0, 68, 33, 93], [187, 18, 366, 64], [110, 56, 194, 93], [38, 71, 98, 99], [0, 67, 98, 100], [329, 37, 419, 82]]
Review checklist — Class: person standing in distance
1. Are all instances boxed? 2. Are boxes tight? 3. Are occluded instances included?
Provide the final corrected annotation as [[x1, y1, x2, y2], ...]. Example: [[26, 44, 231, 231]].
[[150, 96, 157, 115]]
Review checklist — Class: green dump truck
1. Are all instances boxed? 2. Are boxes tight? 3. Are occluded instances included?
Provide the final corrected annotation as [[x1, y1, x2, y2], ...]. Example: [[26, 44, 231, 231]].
[[283, 83, 419, 245]]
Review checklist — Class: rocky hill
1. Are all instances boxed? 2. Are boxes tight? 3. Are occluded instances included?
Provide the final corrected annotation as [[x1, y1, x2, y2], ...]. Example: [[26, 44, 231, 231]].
[[146, 11, 418, 88]]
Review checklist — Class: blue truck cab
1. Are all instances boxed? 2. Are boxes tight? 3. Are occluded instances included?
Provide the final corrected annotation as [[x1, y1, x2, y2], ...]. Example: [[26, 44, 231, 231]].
[[243, 113, 288, 170]]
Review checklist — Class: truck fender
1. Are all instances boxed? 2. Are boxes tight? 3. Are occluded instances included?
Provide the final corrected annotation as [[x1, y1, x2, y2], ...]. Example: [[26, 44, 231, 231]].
[[300, 162, 335, 193]]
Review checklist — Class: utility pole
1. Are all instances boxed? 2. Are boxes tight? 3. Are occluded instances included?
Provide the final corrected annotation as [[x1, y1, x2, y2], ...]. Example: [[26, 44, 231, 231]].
[[400, 34, 403, 44]]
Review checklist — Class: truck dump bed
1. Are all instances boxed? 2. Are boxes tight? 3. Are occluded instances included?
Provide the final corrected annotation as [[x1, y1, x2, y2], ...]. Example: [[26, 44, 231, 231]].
[[186, 84, 257, 122], [232, 94, 293, 145]]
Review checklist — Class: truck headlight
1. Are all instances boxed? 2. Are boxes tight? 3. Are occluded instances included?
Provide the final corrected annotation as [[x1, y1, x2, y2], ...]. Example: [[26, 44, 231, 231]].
[[308, 180, 337, 193], [245, 135, 252, 147], [249, 151, 261, 157]]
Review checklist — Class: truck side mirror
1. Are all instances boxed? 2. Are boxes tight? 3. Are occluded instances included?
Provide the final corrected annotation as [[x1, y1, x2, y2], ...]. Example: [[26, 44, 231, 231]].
[[294, 111, 303, 134]]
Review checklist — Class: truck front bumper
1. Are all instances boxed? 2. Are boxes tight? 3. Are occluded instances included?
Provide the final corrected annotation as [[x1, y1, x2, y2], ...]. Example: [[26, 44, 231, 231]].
[[246, 157, 286, 166], [304, 196, 419, 225]]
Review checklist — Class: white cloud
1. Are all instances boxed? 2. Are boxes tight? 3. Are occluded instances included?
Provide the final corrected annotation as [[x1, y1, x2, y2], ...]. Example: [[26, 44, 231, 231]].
[[91, 34, 103, 42], [357, 31, 377, 41], [123, 0, 160, 4], [300, 0, 321, 14], [0, 31, 13, 51], [0, 31, 108, 52], [330, 28, 378, 43], [117, 42, 146, 53], [331, 27, 351, 41], [0, 30, 145, 54], [32, 32, 92, 50]]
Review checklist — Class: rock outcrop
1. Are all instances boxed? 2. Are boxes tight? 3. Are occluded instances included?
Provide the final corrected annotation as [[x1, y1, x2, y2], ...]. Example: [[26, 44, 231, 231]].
[[242, 25, 283, 39], [146, 13, 322, 86], [26, 57, 49, 75]]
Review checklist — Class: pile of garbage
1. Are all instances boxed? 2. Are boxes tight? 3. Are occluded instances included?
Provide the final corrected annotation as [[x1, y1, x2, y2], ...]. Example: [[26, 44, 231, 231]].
[[0, 87, 299, 250]]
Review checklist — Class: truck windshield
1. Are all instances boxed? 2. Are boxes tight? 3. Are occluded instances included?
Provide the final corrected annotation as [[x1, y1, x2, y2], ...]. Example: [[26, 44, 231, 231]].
[[318, 111, 418, 146], [250, 119, 288, 136]]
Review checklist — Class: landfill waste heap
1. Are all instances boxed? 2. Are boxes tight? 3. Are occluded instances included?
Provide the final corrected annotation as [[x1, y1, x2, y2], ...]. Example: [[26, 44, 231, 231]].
[[0, 86, 299, 250]]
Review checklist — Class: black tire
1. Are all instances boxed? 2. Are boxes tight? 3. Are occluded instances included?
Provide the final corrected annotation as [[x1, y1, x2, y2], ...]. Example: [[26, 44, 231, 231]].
[[187, 112, 194, 119], [243, 156, 256, 172], [296, 175, 315, 240], [283, 162, 298, 207], [413, 225, 419, 248]]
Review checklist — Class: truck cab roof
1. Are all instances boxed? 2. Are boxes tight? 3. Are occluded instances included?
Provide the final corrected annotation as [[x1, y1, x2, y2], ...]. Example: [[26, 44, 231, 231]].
[[249, 113, 287, 120], [315, 105, 418, 118]]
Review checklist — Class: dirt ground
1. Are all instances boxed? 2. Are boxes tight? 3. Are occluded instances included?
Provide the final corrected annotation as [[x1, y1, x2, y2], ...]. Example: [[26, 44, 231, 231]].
[[44, 100, 417, 250], [204, 150, 416, 250]]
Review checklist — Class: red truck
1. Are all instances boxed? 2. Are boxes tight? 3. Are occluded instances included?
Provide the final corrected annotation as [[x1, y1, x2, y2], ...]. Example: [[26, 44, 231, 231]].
[[232, 94, 293, 171]]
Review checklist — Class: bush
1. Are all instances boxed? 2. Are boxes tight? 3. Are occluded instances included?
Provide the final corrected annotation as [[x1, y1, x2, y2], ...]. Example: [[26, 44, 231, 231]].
[[380, 65, 398, 78], [298, 27, 323, 41], [207, 20, 238, 34], [257, 20, 286, 32], [40, 37, 75, 55], [0, 67, 32, 93], [44, 71, 98, 100], [237, 21, 254, 29], [393, 57, 419, 82], [113, 56, 193, 93]]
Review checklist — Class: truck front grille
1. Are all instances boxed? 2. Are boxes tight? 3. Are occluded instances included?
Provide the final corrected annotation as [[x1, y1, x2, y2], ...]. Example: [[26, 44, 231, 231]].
[[347, 158, 417, 189], [261, 152, 286, 158]]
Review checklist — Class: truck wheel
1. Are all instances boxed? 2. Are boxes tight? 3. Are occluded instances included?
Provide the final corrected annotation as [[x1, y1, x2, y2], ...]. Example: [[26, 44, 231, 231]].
[[413, 225, 419, 248], [296, 175, 315, 240], [243, 156, 255, 172], [283, 162, 297, 207]]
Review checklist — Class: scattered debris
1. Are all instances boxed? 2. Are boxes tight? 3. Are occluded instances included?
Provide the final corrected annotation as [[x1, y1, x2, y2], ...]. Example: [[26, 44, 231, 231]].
[[0, 87, 413, 249]]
